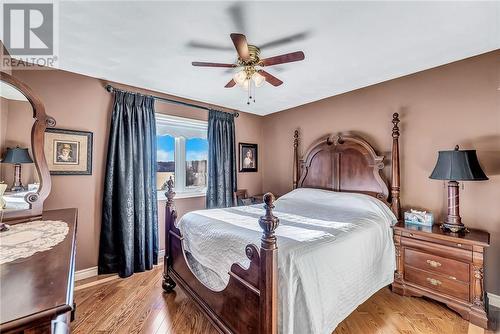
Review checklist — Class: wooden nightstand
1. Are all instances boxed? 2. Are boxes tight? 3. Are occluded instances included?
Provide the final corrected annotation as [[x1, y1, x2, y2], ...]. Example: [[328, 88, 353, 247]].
[[392, 223, 490, 328]]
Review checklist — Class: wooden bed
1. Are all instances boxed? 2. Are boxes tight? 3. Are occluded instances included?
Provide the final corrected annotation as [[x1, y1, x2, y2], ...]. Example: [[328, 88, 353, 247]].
[[162, 113, 402, 334]]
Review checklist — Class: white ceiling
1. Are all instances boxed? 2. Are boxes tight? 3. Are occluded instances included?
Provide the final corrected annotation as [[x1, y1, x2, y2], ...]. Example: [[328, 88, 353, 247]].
[[26, 1, 500, 115]]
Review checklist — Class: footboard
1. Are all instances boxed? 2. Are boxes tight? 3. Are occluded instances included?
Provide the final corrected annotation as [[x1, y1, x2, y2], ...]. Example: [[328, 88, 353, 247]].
[[162, 178, 279, 334]]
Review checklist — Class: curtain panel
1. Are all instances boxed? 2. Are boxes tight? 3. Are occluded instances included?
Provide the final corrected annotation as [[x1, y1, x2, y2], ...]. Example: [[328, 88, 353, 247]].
[[206, 110, 237, 208], [99, 90, 158, 278]]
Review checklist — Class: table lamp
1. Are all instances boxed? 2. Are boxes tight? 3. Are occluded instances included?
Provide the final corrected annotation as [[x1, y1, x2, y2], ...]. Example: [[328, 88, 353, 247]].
[[429, 145, 488, 233], [1, 147, 34, 192]]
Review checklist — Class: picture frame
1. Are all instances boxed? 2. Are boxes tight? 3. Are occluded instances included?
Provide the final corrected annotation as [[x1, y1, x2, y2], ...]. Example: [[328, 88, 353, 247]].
[[239, 143, 258, 173], [44, 128, 93, 175]]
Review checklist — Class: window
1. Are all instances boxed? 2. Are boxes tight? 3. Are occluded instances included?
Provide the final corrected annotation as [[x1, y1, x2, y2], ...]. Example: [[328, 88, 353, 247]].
[[156, 114, 208, 197], [156, 134, 175, 190]]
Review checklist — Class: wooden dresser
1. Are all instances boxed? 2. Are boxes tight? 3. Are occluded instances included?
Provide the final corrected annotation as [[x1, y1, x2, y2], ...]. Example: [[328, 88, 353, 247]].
[[0, 209, 78, 334], [392, 222, 490, 328]]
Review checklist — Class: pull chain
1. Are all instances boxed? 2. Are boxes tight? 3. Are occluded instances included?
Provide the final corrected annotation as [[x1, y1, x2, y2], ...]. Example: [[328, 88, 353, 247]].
[[253, 84, 256, 103], [245, 78, 257, 105]]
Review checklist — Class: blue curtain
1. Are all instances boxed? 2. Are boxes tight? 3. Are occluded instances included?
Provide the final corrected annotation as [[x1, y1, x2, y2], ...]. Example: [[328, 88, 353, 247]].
[[99, 90, 158, 278], [207, 110, 237, 208]]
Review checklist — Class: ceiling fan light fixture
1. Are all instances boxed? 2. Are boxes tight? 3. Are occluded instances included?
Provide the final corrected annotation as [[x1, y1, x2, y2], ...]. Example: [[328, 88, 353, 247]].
[[233, 70, 247, 86], [192, 33, 305, 103], [252, 72, 265, 87], [240, 79, 250, 91]]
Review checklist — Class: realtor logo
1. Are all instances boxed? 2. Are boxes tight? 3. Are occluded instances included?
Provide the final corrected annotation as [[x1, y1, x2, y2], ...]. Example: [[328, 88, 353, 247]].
[[3, 3, 54, 55]]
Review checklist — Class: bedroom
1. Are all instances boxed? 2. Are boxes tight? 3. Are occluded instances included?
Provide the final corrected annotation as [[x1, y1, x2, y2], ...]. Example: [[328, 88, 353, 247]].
[[0, 1, 498, 334]]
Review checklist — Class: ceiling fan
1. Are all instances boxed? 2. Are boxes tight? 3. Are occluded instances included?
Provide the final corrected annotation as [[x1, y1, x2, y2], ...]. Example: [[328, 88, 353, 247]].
[[192, 33, 305, 104]]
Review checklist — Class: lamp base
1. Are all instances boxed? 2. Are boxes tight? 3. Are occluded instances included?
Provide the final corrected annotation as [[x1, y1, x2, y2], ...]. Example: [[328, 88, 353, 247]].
[[10, 185, 26, 192], [441, 223, 469, 233], [441, 180, 468, 233], [11, 164, 25, 192]]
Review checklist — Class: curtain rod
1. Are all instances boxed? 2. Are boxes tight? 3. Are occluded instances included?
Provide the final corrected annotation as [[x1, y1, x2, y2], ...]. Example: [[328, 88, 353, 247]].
[[104, 84, 239, 118]]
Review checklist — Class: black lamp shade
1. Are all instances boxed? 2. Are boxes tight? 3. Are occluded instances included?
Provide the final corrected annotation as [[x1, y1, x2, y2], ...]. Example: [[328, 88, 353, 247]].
[[429, 147, 488, 181], [1, 147, 33, 164]]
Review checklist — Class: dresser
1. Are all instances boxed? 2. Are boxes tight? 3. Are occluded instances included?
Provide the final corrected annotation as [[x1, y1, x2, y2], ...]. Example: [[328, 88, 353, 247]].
[[392, 223, 490, 328], [0, 71, 77, 332], [0, 209, 78, 334]]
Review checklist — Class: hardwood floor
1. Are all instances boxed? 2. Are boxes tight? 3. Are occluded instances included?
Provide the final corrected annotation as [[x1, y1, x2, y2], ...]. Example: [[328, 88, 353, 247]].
[[72, 265, 498, 334]]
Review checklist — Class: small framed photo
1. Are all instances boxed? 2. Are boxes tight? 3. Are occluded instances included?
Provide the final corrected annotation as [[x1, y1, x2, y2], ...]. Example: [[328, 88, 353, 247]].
[[44, 128, 93, 175], [239, 143, 258, 173]]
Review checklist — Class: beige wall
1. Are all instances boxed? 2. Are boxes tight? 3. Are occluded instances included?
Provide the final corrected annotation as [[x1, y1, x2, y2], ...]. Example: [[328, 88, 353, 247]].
[[262, 50, 500, 294], [11, 68, 264, 271]]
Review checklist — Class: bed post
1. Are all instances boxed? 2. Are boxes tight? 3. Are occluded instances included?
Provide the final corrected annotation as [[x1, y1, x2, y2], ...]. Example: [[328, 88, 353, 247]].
[[259, 193, 280, 334], [162, 176, 177, 292], [293, 129, 299, 189], [390, 113, 402, 222]]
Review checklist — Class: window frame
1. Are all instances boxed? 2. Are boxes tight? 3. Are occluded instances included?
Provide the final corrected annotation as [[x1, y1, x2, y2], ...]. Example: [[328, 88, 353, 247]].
[[156, 114, 208, 199]]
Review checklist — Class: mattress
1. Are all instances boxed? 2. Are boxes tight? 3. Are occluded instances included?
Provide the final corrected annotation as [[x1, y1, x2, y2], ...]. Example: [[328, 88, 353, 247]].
[[178, 188, 396, 334]]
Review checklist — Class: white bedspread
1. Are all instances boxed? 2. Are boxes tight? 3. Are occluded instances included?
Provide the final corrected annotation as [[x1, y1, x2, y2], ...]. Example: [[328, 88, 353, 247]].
[[177, 188, 396, 334]]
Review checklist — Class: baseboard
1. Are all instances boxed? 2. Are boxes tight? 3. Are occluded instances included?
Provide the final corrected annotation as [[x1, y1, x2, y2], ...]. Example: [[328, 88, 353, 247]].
[[75, 266, 98, 281], [75, 249, 166, 282], [488, 293, 500, 308]]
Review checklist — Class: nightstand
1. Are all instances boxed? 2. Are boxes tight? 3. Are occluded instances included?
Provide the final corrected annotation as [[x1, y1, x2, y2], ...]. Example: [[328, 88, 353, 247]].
[[392, 223, 490, 328]]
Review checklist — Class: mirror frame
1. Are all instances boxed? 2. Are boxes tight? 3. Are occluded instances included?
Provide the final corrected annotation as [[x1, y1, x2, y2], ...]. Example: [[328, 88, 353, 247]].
[[1, 71, 55, 221]]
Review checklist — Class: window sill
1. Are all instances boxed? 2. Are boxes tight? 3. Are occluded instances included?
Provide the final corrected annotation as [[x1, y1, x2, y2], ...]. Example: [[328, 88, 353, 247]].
[[157, 190, 206, 200]]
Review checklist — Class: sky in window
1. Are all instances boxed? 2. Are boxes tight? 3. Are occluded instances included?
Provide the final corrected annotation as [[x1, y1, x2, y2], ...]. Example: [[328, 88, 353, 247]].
[[157, 135, 174, 162], [186, 138, 208, 161], [156, 135, 208, 162]]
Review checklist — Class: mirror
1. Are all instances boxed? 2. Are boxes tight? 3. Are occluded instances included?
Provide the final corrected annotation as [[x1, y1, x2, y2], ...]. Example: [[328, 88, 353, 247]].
[[0, 71, 53, 221], [0, 81, 35, 212]]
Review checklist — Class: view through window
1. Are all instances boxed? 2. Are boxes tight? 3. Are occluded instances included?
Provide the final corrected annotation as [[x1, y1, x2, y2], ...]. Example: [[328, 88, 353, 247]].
[[156, 114, 208, 194], [185, 138, 208, 190], [156, 134, 175, 190]]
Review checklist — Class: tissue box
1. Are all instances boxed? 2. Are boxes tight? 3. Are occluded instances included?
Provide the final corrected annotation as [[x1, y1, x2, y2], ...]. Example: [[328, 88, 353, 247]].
[[404, 210, 433, 226]]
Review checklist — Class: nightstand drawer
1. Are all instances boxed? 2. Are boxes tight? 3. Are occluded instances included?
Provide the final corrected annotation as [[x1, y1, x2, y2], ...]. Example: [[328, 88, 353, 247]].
[[405, 266, 469, 301], [401, 236, 472, 262], [404, 248, 469, 282], [402, 231, 473, 251]]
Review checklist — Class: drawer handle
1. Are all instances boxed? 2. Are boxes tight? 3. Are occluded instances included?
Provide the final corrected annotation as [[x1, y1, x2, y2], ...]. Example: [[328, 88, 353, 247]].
[[427, 278, 442, 286], [449, 276, 456, 280], [426, 260, 442, 268], [457, 243, 462, 248]]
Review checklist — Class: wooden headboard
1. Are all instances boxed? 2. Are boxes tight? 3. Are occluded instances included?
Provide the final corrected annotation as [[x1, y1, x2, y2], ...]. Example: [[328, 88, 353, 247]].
[[292, 113, 402, 220]]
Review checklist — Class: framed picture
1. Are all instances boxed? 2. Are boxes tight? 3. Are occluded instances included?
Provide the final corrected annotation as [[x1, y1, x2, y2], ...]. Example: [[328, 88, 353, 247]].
[[44, 128, 93, 175], [239, 143, 258, 173]]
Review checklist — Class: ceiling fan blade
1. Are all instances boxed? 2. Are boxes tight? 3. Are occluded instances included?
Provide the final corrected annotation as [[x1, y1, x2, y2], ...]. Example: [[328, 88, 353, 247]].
[[230, 33, 250, 61], [258, 70, 283, 87], [260, 51, 305, 67], [192, 62, 237, 68], [225, 79, 236, 88], [259, 31, 311, 50], [187, 41, 233, 51]]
